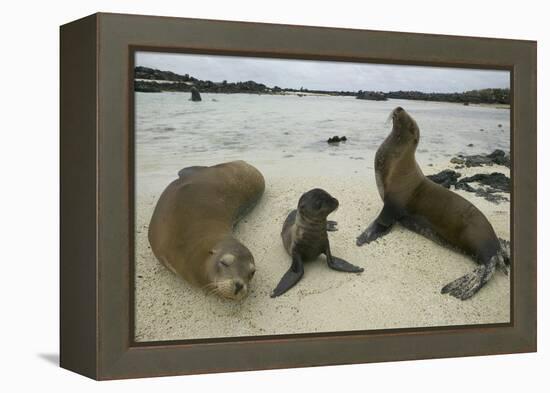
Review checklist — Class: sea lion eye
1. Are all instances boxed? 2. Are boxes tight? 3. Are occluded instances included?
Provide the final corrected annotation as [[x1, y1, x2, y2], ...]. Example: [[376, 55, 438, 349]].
[[219, 254, 235, 267], [249, 270, 255, 279]]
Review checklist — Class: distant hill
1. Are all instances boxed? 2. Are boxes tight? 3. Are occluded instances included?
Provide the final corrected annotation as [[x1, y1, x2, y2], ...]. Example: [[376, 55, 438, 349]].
[[133, 66, 510, 104], [134, 66, 270, 94], [135, 66, 197, 82], [356, 90, 388, 101], [385, 89, 509, 104]]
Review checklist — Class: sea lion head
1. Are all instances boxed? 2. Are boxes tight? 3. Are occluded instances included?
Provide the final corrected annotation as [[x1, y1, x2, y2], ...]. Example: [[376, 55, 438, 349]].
[[389, 107, 420, 149], [297, 188, 339, 221], [206, 238, 256, 300]]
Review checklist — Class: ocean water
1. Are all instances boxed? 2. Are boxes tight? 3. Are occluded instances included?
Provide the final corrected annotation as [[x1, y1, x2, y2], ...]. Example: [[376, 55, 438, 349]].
[[135, 92, 510, 179], [134, 92, 511, 339]]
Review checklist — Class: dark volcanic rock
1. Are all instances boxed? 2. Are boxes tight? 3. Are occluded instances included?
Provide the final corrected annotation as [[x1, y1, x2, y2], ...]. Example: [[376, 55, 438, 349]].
[[190, 86, 202, 102], [134, 81, 162, 92], [455, 172, 511, 204], [427, 169, 510, 204], [135, 66, 195, 82], [481, 193, 509, 204], [486, 149, 510, 167], [327, 136, 347, 144], [450, 149, 510, 168], [356, 90, 388, 101], [457, 172, 510, 193], [385, 88, 509, 105], [427, 169, 462, 188], [133, 67, 510, 104]]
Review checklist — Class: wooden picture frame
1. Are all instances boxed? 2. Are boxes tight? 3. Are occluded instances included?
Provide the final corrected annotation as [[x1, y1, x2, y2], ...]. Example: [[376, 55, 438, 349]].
[[60, 12, 537, 380]]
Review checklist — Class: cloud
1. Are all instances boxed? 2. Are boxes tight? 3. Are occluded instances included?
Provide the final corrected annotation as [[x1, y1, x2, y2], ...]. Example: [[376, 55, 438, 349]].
[[136, 51, 509, 93]]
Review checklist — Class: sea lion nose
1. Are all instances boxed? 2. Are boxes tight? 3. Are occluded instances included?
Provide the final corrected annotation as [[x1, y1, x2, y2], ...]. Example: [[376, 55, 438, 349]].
[[234, 282, 244, 294]]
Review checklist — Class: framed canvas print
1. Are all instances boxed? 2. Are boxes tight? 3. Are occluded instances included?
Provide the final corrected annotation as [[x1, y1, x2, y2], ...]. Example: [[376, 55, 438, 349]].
[[60, 13, 537, 380]]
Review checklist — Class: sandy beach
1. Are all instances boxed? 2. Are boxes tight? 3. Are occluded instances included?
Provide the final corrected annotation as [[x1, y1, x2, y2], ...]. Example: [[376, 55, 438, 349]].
[[133, 91, 511, 342], [134, 156, 510, 342]]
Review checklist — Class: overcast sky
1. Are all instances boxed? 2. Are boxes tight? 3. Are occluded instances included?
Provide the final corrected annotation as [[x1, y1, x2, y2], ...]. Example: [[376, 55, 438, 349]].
[[136, 51, 509, 93]]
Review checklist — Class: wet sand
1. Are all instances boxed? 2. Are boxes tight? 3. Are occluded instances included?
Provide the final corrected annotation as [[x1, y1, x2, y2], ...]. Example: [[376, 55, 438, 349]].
[[134, 159, 510, 342]]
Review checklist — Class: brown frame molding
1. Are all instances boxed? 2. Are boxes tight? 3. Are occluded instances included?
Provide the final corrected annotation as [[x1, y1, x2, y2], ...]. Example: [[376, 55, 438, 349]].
[[60, 12, 537, 380]]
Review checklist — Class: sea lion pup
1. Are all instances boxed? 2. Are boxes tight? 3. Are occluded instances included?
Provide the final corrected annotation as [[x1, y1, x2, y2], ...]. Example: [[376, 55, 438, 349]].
[[271, 189, 364, 298], [356, 107, 509, 300], [148, 161, 265, 300]]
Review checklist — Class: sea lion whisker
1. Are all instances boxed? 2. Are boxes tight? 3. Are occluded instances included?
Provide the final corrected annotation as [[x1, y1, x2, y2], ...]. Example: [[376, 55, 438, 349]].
[[148, 161, 264, 301], [206, 285, 220, 297]]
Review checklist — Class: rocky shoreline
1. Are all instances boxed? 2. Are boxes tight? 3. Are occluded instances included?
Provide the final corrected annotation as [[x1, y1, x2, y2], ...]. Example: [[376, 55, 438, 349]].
[[427, 150, 511, 204], [134, 66, 510, 105]]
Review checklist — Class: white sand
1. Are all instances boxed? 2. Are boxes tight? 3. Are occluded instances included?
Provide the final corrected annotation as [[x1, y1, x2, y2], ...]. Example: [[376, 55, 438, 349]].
[[134, 160, 510, 342]]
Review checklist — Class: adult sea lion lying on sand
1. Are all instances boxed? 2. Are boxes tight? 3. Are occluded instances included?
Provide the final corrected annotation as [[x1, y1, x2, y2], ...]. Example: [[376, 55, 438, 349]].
[[148, 161, 265, 300], [272, 188, 364, 297], [356, 107, 509, 300]]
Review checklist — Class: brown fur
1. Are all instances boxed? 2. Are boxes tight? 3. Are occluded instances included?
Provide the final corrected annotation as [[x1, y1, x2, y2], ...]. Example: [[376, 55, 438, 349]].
[[148, 160, 265, 300], [358, 107, 507, 300]]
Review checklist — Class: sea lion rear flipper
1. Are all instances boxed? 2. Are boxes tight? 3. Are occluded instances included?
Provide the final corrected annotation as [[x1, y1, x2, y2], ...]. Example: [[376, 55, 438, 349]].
[[177, 166, 207, 179], [441, 255, 498, 300], [327, 256, 364, 273], [270, 255, 304, 298], [325, 244, 364, 273], [327, 220, 338, 232], [356, 202, 398, 246]]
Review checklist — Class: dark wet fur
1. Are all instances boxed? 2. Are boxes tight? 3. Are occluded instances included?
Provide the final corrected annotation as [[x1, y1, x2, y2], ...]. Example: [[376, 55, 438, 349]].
[[356, 107, 510, 300], [359, 207, 509, 300], [271, 189, 363, 297]]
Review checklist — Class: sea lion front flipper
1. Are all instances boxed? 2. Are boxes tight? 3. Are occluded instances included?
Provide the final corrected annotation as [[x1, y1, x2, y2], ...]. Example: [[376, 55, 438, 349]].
[[356, 221, 392, 246], [356, 203, 398, 246], [327, 220, 338, 232], [270, 255, 304, 298], [441, 256, 498, 300], [327, 256, 364, 272], [325, 244, 364, 273]]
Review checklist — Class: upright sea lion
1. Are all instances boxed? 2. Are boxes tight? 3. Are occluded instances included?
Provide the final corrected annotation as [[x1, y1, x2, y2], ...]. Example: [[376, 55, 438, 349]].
[[356, 107, 509, 300], [271, 189, 364, 297], [148, 160, 265, 300]]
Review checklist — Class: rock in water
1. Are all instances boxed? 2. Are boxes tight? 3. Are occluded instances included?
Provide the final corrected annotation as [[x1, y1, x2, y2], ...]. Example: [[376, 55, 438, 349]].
[[190, 86, 202, 102], [327, 136, 347, 143]]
